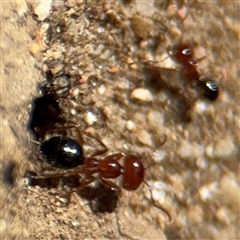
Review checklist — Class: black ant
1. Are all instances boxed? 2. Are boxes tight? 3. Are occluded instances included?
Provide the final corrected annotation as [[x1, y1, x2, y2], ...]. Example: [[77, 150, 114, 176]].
[[30, 126, 171, 221]]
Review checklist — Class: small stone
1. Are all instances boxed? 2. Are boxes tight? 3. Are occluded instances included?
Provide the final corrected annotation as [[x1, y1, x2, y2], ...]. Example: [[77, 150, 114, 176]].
[[33, 0, 52, 21], [127, 57, 137, 70], [72, 221, 80, 227], [216, 207, 230, 224], [147, 111, 163, 127], [97, 85, 106, 95], [136, 0, 155, 17], [199, 182, 219, 201], [177, 140, 204, 159], [205, 136, 236, 158], [152, 149, 167, 162], [137, 130, 153, 146], [29, 43, 41, 56], [71, 88, 80, 98], [84, 112, 97, 125], [39, 22, 50, 35], [108, 66, 119, 74], [131, 88, 154, 102], [126, 120, 135, 131], [131, 16, 153, 39]]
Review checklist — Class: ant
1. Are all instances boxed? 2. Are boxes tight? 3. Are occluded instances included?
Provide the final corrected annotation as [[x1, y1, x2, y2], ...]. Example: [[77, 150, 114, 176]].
[[137, 2, 219, 101], [164, 2, 219, 101], [168, 43, 219, 101], [30, 125, 171, 221]]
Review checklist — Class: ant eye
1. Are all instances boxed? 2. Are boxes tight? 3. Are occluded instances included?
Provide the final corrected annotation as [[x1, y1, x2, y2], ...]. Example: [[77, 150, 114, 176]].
[[182, 48, 191, 55]]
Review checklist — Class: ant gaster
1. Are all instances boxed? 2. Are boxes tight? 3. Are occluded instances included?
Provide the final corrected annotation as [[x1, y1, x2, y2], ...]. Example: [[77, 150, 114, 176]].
[[31, 126, 171, 221]]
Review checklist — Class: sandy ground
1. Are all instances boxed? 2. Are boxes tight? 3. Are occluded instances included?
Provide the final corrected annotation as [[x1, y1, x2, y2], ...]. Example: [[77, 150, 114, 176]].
[[1, 1, 239, 239]]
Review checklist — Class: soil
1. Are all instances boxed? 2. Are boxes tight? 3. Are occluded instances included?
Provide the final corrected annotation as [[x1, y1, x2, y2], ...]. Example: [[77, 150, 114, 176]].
[[1, 1, 239, 239]]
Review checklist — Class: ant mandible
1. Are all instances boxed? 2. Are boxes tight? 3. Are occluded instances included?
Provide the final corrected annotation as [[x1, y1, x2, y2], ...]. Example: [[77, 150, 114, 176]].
[[30, 125, 171, 221]]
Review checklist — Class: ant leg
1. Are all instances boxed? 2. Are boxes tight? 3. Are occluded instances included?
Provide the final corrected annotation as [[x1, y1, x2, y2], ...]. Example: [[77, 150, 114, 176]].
[[157, 134, 167, 148], [30, 139, 41, 145], [144, 134, 168, 170], [74, 125, 85, 145], [143, 180, 171, 222], [100, 178, 121, 191], [103, 153, 123, 162], [73, 175, 95, 194], [40, 124, 85, 145], [82, 132, 109, 157], [29, 164, 89, 179]]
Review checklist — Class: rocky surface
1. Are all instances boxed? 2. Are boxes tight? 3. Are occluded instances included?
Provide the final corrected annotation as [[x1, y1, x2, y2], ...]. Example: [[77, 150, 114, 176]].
[[1, 0, 239, 239]]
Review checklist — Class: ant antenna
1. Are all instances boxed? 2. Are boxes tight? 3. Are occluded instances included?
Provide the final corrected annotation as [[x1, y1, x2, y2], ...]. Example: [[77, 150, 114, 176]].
[[143, 180, 172, 222], [30, 139, 40, 145], [144, 134, 168, 170], [143, 134, 171, 221]]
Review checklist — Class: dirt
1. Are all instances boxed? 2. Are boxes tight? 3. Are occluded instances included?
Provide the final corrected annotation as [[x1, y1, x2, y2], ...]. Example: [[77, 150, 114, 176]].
[[1, 1, 239, 239]]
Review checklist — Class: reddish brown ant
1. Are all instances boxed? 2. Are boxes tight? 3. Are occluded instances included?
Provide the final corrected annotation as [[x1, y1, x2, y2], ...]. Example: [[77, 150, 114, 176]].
[[30, 125, 171, 221], [150, 1, 219, 101], [168, 42, 219, 100], [169, 1, 219, 100]]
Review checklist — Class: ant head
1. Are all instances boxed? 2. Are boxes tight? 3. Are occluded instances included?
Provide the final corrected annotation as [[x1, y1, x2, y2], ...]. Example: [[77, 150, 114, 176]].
[[168, 44, 193, 64]]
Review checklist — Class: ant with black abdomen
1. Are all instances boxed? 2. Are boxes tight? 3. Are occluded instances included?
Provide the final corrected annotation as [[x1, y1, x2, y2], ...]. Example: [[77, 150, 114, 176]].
[[29, 125, 171, 221], [168, 42, 219, 101], [167, 1, 219, 101], [138, 1, 219, 102]]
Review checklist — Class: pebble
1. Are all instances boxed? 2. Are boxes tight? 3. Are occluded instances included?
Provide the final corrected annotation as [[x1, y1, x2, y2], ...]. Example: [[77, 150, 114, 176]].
[[218, 175, 239, 209], [131, 16, 153, 39], [135, 0, 155, 17], [97, 85, 106, 95], [29, 43, 41, 56], [147, 111, 163, 127], [126, 120, 135, 131], [33, 0, 52, 21], [205, 136, 236, 158], [84, 112, 97, 125], [152, 149, 167, 162], [177, 140, 204, 159], [71, 221, 80, 227], [137, 130, 153, 146], [131, 88, 154, 102], [108, 66, 119, 74], [199, 181, 219, 201]]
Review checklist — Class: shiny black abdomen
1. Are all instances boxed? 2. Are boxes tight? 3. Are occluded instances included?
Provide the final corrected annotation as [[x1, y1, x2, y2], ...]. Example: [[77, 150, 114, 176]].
[[40, 136, 84, 169]]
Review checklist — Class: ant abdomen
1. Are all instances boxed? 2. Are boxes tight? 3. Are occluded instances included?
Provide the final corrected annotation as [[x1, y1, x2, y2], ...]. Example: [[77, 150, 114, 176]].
[[40, 136, 84, 169]]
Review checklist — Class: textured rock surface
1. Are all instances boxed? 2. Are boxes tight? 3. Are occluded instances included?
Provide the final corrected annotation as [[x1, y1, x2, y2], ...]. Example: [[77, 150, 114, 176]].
[[1, 1, 239, 239]]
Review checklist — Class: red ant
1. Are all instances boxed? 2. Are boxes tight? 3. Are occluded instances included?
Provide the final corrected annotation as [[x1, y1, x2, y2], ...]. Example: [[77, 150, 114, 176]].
[[169, 1, 219, 100], [167, 41, 219, 100], [30, 125, 171, 221], [150, 1, 219, 101]]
